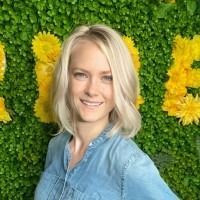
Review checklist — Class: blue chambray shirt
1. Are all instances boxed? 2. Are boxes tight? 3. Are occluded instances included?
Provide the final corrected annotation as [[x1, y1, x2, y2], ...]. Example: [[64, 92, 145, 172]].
[[35, 126, 179, 200]]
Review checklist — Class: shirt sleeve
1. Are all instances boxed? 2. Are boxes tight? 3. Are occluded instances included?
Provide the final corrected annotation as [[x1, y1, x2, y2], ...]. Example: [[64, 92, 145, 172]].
[[122, 153, 180, 200]]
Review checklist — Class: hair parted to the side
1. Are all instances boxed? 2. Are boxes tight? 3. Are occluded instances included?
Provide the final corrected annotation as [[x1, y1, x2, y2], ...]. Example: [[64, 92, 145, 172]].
[[52, 24, 141, 138]]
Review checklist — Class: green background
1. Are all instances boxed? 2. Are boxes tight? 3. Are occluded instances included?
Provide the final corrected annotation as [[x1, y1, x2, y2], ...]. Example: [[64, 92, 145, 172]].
[[0, 0, 200, 199]]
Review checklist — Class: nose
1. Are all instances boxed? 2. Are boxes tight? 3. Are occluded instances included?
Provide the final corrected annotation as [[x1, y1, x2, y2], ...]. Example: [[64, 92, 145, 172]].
[[85, 78, 98, 97]]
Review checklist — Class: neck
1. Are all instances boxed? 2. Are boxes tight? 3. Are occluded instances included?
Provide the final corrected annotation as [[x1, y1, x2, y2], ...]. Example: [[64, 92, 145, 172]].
[[71, 119, 109, 153]]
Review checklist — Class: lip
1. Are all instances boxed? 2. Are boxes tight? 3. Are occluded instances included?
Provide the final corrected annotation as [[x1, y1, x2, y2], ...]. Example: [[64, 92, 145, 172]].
[[80, 99, 103, 107]]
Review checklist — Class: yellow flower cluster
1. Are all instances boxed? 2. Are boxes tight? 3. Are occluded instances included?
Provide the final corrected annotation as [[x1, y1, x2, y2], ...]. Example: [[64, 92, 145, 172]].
[[0, 43, 11, 123], [162, 35, 200, 125], [0, 97, 11, 123], [32, 32, 61, 123], [122, 36, 144, 108]]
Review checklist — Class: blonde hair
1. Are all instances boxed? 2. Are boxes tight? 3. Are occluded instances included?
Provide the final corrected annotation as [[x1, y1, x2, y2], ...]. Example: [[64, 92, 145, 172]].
[[52, 24, 141, 138]]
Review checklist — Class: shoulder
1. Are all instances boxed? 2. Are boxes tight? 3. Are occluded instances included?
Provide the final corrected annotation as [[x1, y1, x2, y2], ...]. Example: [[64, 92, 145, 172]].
[[110, 135, 180, 199], [107, 133, 149, 166], [109, 133, 159, 180]]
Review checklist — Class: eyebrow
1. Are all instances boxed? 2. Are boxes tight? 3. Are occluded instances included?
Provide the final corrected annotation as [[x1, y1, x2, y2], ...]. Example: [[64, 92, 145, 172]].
[[101, 70, 112, 75], [72, 67, 112, 74]]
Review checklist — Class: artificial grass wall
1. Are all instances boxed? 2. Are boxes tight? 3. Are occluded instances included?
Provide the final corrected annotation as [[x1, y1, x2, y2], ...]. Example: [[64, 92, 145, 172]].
[[0, 0, 199, 199]]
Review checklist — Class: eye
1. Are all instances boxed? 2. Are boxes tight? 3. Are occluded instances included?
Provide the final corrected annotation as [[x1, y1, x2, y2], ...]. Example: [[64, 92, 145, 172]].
[[102, 75, 113, 83], [73, 72, 88, 80]]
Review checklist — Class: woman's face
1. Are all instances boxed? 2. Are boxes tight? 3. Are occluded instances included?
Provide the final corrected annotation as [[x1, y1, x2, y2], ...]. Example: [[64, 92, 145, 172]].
[[69, 40, 115, 126]]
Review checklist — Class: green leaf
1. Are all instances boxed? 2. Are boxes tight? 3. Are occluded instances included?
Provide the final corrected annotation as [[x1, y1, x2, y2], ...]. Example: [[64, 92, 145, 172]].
[[19, 32, 28, 41], [153, 3, 175, 19], [186, 0, 197, 15]]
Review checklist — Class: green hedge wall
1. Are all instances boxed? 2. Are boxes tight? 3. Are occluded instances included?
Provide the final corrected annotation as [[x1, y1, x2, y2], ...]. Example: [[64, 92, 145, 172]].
[[0, 0, 200, 199]]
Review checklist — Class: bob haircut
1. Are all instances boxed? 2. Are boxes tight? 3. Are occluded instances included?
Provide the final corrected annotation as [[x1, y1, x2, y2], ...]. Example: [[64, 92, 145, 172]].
[[52, 24, 141, 138]]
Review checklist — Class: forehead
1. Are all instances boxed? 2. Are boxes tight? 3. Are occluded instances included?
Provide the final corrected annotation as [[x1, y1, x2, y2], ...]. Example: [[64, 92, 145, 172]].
[[70, 40, 111, 73]]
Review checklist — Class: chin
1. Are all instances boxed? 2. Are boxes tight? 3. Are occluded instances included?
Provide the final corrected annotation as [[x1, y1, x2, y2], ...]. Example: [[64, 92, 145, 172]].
[[78, 113, 108, 124]]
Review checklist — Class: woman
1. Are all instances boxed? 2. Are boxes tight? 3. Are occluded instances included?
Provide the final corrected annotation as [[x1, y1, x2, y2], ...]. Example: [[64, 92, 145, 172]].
[[35, 24, 179, 200]]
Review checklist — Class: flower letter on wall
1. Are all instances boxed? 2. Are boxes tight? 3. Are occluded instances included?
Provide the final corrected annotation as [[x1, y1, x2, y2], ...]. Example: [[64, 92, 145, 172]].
[[162, 35, 200, 125], [32, 32, 61, 123]]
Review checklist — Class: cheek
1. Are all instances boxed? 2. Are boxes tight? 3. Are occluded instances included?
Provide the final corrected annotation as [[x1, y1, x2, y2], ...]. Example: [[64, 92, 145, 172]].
[[70, 80, 85, 96], [102, 86, 114, 103]]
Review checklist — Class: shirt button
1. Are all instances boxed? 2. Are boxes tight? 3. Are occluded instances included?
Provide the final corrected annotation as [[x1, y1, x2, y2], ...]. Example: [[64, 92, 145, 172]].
[[88, 142, 93, 147]]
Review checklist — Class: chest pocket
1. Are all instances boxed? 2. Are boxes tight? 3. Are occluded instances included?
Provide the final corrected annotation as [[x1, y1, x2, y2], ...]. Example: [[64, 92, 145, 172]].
[[35, 171, 62, 200], [68, 187, 101, 200], [35, 171, 101, 200]]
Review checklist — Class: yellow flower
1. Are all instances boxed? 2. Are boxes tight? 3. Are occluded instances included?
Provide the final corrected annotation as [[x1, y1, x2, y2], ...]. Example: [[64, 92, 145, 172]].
[[176, 94, 200, 125], [191, 35, 200, 60], [162, 94, 182, 116], [167, 65, 187, 80], [34, 97, 53, 123], [166, 66, 188, 96], [34, 61, 54, 122], [38, 80, 52, 97], [165, 80, 187, 97], [186, 69, 200, 88], [122, 36, 141, 72], [0, 43, 6, 81], [135, 95, 144, 109], [163, 34, 200, 126], [0, 44, 10, 123], [173, 36, 193, 66], [0, 97, 11, 123], [32, 32, 61, 63], [35, 61, 55, 83]]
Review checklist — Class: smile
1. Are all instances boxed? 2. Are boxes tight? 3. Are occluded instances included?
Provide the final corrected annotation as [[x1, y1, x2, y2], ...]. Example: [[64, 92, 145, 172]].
[[81, 99, 103, 107]]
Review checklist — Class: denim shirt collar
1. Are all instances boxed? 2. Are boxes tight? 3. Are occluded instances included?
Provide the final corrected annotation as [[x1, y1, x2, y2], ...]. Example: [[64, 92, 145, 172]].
[[87, 123, 113, 149], [63, 123, 113, 170]]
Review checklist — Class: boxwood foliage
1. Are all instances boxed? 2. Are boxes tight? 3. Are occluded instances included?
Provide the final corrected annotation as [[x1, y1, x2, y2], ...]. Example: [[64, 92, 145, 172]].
[[0, 0, 199, 199]]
